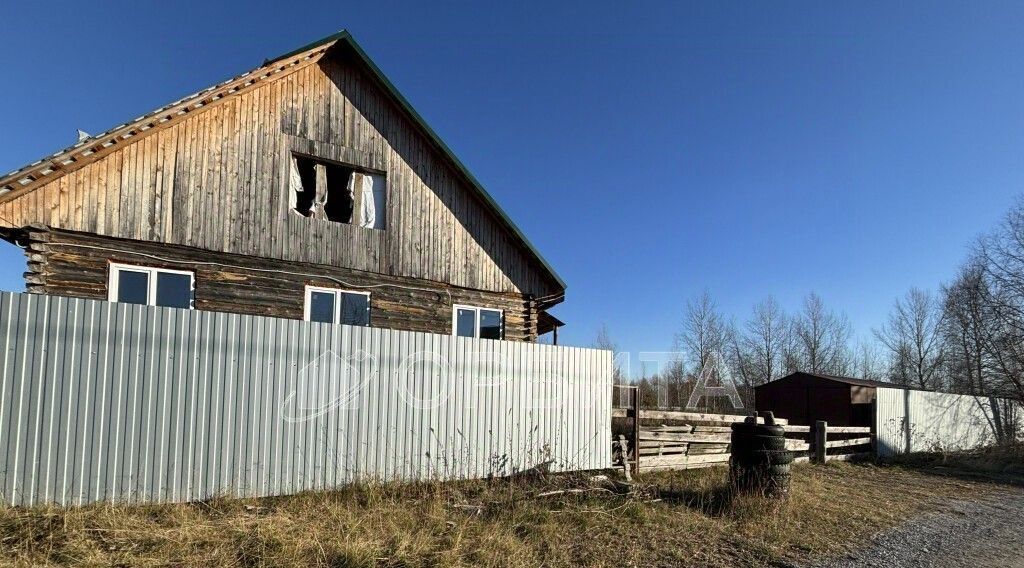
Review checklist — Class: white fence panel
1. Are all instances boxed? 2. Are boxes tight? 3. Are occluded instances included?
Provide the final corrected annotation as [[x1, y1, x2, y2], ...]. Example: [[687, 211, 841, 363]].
[[875, 387, 1021, 457], [0, 292, 612, 506]]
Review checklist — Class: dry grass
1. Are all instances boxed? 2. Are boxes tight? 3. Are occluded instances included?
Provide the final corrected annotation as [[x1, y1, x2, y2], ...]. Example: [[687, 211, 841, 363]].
[[0, 462, 1003, 568], [883, 442, 1024, 482]]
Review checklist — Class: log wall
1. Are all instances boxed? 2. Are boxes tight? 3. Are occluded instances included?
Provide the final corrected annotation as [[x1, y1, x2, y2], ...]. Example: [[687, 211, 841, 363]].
[[22, 227, 539, 341]]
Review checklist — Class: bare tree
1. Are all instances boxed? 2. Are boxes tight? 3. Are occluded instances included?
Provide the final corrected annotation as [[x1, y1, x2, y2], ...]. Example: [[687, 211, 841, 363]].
[[658, 354, 688, 408], [854, 339, 885, 382], [735, 296, 788, 385], [874, 288, 945, 389], [942, 263, 992, 391], [791, 292, 852, 375], [594, 323, 625, 384], [973, 201, 1024, 403], [941, 261, 1021, 441], [678, 291, 731, 371]]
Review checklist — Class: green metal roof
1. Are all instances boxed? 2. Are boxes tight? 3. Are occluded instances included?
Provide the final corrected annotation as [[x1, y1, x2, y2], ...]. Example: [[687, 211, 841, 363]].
[[268, 30, 566, 292]]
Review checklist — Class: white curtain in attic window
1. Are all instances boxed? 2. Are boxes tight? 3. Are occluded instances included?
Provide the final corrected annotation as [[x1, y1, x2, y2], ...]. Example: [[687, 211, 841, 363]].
[[358, 173, 387, 229], [288, 155, 302, 210]]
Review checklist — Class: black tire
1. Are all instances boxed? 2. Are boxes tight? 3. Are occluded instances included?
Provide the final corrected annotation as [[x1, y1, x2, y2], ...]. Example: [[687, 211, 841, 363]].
[[730, 462, 790, 479], [731, 434, 787, 452], [731, 422, 785, 437], [733, 449, 794, 466]]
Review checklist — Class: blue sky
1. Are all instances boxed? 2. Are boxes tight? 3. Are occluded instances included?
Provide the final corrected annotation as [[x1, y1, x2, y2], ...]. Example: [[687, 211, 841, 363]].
[[2, 2, 1024, 369]]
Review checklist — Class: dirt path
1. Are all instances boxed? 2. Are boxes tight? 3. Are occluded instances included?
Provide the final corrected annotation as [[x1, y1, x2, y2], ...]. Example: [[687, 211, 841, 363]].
[[808, 486, 1024, 568]]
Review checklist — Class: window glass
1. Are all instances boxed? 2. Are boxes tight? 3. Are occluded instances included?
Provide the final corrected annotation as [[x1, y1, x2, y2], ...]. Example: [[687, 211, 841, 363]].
[[340, 292, 370, 326], [479, 309, 503, 340], [455, 308, 476, 338], [309, 291, 336, 324], [117, 270, 149, 305], [156, 272, 192, 309]]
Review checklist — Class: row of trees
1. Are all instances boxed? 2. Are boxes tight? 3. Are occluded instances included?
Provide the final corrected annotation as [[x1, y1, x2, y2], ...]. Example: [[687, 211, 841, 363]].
[[606, 198, 1024, 409]]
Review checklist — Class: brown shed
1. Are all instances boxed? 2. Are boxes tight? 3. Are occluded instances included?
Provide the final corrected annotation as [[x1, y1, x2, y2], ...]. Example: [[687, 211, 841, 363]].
[[754, 372, 884, 427]]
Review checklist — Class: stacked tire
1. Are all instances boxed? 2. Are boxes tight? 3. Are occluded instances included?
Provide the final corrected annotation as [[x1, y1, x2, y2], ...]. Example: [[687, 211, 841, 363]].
[[730, 414, 792, 498]]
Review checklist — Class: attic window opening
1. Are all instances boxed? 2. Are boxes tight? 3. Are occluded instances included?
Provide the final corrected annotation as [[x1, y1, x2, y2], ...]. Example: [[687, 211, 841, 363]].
[[289, 153, 387, 229], [323, 162, 355, 222]]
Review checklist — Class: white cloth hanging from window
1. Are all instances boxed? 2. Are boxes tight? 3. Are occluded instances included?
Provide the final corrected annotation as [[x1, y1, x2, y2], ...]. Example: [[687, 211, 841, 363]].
[[358, 173, 387, 229], [288, 155, 303, 210], [357, 173, 374, 228]]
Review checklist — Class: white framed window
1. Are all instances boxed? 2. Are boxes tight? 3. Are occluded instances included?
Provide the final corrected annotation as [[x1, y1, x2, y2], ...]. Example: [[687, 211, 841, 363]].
[[452, 304, 504, 340], [107, 263, 194, 309], [304, 286, 371, 326]]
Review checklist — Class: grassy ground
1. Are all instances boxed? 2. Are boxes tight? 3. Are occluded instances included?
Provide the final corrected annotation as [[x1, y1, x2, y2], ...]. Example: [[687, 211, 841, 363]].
[[881, 442, 1024, 482], [0, 460, 1012, 568]]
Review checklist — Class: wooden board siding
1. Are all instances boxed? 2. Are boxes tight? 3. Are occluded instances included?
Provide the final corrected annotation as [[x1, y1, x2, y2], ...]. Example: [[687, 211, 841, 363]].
[[22, 227, 540, 341], [0, 45, 560, 299]]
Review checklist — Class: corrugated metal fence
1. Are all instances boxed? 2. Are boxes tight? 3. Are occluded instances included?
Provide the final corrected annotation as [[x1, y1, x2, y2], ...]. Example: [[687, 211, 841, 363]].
[[0, 291, 612, 506], [875, 387, 1021, 457]]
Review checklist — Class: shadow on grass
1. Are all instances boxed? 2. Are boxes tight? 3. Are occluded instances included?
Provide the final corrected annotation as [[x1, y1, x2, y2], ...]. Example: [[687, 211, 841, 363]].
[[653, 481, 738, 517], [875, 443, 1024, 489]]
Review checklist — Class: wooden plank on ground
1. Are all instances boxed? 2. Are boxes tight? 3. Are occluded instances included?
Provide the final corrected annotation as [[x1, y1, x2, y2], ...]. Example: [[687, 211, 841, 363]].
[[639, 453, 731, 469], [640, 460, 727, 472]]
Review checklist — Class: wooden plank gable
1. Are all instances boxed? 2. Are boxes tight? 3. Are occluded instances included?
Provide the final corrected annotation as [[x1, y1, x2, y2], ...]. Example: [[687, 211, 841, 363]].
[[0, 40, 561, 298]]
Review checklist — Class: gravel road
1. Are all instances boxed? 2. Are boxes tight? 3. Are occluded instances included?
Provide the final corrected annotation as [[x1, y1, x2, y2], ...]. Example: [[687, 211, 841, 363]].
[[807, 487, 1024, 568]]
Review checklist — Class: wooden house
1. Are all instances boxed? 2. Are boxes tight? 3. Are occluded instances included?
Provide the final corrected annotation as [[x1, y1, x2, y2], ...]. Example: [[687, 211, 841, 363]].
[[0, 31, 566, 342]]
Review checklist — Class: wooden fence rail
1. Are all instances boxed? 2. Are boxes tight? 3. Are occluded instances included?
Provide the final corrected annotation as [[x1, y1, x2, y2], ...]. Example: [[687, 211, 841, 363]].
[[613, 409, 874, 473], [812, 421, 873, 463]]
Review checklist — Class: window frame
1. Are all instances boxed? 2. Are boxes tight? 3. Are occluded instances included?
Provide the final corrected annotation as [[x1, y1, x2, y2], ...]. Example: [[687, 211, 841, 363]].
[[451, 304, 505, 340], [289, 151, 388, 230], [303, 285, 371, 326], [107, 262, 195, 309]]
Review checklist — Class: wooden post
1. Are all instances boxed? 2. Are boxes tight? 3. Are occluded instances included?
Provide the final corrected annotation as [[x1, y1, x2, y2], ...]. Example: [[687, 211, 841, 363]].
[[618, 435, 632, 481], [630, 387, 641, 476], [814, 420, 828, 464]]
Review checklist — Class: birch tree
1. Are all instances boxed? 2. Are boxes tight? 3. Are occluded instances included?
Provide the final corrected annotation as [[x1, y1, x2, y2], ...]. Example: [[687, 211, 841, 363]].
[[791, 292, 852, 375]]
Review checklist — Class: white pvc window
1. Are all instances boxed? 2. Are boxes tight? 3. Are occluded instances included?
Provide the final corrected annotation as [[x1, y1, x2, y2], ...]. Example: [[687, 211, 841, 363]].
[[304, 286, 370, 326], [452, 304, 503, 340], [107, 263, 194, 309]]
